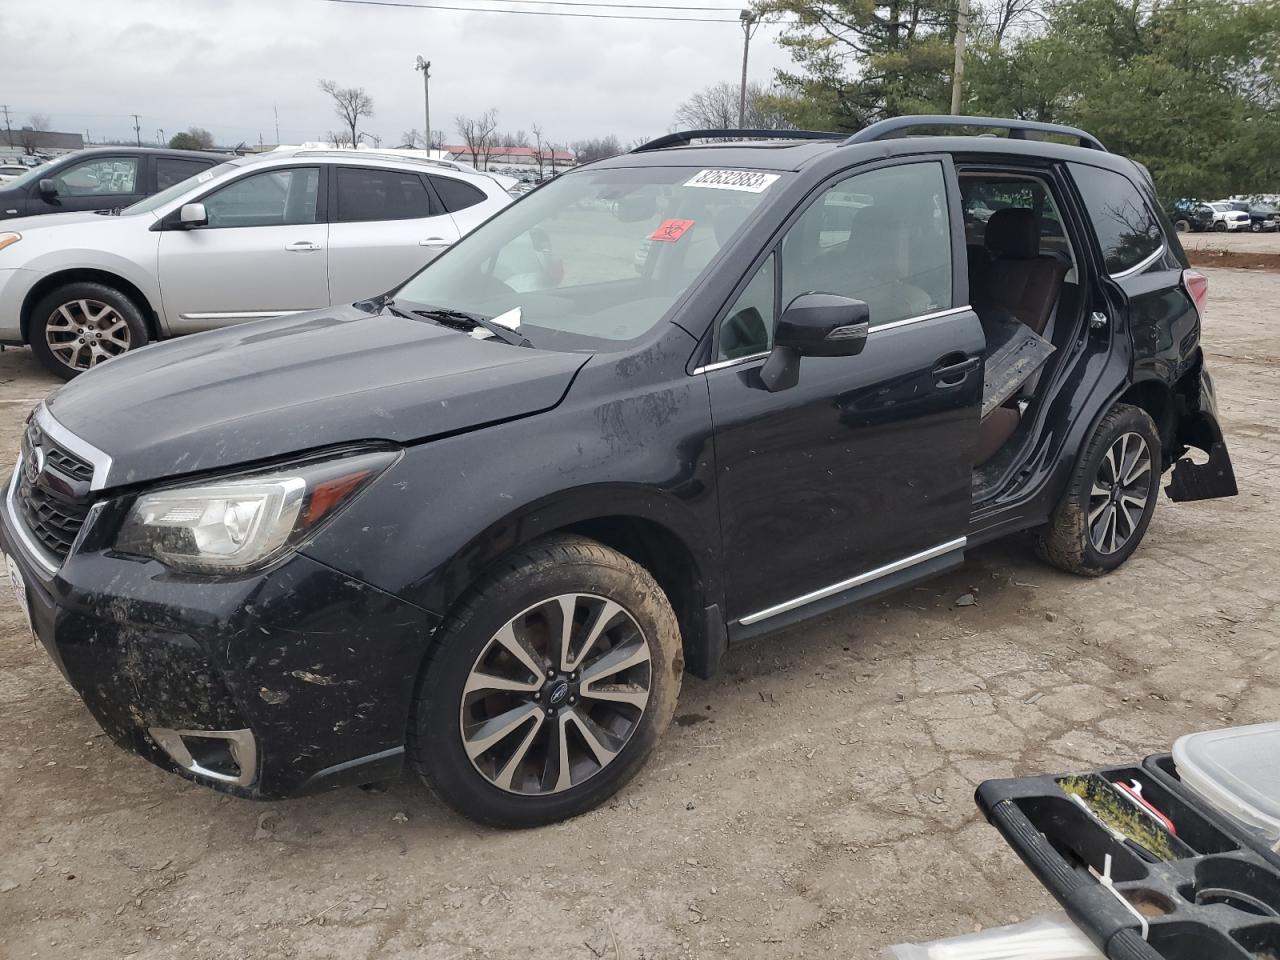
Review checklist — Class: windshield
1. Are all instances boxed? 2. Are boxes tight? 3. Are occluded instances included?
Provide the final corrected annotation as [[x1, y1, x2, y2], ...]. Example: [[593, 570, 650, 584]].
[[123, 161, 240, 215], [395, 165, 785, 350], [3, 162, 52, 190]]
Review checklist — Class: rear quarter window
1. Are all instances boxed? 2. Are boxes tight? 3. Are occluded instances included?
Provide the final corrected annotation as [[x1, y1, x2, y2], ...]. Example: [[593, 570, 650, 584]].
[[429, 175, 486, 213], [1069, 163, 1164, 275]]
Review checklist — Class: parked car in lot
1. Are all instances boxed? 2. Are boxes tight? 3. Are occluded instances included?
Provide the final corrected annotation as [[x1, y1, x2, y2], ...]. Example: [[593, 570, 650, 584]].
[[0, 147, 224, 222], [0, 163, 35, 184], [1205, 201, 1251, 232], [0, 117, 1236, 827], [0, 149, 511, 377], [1168, 198, 1215, 233], [1224, 199, 1280, 232]]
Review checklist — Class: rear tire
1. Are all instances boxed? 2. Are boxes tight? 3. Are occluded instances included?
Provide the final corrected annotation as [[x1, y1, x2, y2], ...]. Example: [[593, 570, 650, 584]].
[[1035, 404, 1161, 577], [408, 534, 683, 828], [29, 281, 149, 380], [1173, 219, 1190, 234], [1252, 221, 1262, 233]]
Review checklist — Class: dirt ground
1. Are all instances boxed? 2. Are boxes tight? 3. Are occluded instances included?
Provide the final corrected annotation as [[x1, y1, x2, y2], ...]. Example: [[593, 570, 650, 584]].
[[1, 262, 1277, 959]]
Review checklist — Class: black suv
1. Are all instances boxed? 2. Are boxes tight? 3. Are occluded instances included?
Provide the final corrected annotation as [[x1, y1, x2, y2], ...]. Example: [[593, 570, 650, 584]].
[[0, 147, 224, 220], [1225, 199, 1280, 233], [0, 116, 1237, 827]]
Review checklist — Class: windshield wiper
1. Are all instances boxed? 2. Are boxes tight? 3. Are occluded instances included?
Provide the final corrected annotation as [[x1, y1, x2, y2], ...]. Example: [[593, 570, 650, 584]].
[[411, 306, 533, 348]]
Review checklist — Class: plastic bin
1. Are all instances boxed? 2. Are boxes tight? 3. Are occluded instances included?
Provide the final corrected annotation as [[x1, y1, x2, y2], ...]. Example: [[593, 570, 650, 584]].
[[1172, 722, 1280, 850]]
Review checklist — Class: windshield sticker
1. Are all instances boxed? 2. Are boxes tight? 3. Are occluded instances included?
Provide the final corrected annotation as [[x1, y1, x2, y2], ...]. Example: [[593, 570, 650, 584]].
[[648, 218, 696, 242], [684, 169, 779, 193]]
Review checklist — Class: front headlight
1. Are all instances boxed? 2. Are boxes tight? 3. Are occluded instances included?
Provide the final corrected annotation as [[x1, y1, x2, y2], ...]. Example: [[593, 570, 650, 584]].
[[114, 448, 398, 573], [0, 232, 21, 253]]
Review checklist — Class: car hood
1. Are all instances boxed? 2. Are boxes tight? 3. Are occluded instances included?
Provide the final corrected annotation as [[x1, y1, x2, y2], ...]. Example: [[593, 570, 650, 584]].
[[47, 303, 590, 489], [0, 209, 150, 235]]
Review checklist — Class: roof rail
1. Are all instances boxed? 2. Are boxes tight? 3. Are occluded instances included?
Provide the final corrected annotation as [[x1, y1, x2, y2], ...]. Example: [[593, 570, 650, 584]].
[[845, 115, 1107, 152], [632, 128, 845, 152]]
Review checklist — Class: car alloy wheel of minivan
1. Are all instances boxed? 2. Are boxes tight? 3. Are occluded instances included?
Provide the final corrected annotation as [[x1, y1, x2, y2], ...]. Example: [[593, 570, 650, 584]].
[[408, 535, 681, 827], [29, 280, 149, 380]]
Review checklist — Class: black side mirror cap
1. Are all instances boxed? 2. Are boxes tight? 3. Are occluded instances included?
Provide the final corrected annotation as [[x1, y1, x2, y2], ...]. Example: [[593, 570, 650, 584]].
[[760, 293, 870, 392], [37, 178, 58, 199]]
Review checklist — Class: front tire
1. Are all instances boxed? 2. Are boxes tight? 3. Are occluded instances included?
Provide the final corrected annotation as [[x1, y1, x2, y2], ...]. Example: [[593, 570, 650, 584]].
[[1035, 404, 1161, 577], [1214, 221, 1228, 232], [29, 281, 149, 380], [408, 535, 682, 828], [1173, 219, 1190, 234], [1252, 221, 1263, 233]]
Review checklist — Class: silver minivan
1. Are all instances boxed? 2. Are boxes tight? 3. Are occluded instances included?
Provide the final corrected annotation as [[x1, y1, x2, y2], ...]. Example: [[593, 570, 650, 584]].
[[0, 149, 512, 377]]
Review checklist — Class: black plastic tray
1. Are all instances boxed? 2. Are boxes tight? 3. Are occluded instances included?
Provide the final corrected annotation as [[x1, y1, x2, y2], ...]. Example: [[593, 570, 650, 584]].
[[976, 758, 1280, 959]]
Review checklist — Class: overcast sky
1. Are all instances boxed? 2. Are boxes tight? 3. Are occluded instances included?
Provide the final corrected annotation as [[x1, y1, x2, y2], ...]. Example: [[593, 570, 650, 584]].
[[0, 0, 796, 149]]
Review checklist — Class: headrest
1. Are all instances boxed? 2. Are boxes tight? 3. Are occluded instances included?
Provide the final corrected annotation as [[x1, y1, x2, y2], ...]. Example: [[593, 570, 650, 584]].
[[985, 207, 1040, 259]]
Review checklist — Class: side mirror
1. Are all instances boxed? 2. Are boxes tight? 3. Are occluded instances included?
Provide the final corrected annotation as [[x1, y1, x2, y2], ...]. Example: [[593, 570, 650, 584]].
[[760, 293, 870, 393], [37, 178, 58, 199], [178, 202, 208, 228]]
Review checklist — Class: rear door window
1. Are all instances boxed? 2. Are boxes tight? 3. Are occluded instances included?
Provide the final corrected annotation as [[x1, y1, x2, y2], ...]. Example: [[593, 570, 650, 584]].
[[1069, 163, 1164, 275], [429, 175, 486, 213], [336, 167, 437, 222], [156, 157, 213, 190]]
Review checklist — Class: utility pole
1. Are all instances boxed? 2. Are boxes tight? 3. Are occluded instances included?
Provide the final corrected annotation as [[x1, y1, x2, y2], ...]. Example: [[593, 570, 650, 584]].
[[131, 113, 142, 146], [415, 56, 432, 152], [274, 104, 281, 145], [157, 128, 165, 146], [950, 0, 970, 115], [738, 11, 759, 128], [1, 105, 11, 145]]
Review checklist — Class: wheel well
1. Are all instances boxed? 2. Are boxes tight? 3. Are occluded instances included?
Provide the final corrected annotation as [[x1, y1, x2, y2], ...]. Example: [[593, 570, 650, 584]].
[[1117, 380, 1175, 460], [562, 516, 711, 676], [20, 269, 159, 343]]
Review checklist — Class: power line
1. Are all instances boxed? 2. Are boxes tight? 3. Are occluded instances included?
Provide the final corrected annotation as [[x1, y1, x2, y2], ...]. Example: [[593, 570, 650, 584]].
[[317, 0, 744, 22]]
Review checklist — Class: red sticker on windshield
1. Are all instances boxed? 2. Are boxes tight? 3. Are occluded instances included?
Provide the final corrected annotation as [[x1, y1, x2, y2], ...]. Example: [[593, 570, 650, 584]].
[[649, 218, 695, 242]]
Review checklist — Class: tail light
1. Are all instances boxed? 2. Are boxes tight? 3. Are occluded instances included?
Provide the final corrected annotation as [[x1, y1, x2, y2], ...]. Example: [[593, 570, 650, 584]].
[[1183, 269, 1209, 320]]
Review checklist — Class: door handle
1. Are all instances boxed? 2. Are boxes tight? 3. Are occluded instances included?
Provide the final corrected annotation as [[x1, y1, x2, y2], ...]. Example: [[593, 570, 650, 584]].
[[933, 355, 980, 385], [285, 240, 322, 252], [419, 237, 452, 247]]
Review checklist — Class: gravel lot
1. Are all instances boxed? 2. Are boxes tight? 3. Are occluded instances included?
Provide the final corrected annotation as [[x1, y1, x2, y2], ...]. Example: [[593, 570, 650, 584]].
[[1, 254, 1277, 959]]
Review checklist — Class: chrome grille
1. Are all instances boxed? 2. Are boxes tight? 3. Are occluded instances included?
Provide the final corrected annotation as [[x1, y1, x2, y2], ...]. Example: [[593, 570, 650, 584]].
[[9, 415, 101, 568]]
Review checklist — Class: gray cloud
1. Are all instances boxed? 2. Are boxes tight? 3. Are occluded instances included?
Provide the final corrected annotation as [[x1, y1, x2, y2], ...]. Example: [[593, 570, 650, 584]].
[[0, 0, 796, 148]]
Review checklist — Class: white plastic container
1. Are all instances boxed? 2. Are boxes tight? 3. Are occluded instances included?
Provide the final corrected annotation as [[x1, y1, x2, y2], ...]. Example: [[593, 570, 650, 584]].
[[1173, 721, 1280, 850]]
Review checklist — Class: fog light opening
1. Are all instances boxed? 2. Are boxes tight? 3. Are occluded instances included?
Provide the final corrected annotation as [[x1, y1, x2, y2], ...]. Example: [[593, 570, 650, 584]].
[[150, 727, 258, 788]]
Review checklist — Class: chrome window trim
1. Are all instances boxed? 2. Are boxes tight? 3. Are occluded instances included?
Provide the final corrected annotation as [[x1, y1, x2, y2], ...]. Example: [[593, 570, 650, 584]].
[[36, 403, 112, 491], [179, 310, 303, 321], [1109, 243, 1166, 281], [5, 458, 59, 575], [694, 305, 974, 375], [738, 536, 967, 626]]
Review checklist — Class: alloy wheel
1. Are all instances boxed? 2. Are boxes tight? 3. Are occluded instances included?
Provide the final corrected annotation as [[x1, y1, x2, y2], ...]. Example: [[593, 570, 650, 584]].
[[45, 299, 132, 371], [459, 593, 652, 796], [1088, 432, 1152, 555]]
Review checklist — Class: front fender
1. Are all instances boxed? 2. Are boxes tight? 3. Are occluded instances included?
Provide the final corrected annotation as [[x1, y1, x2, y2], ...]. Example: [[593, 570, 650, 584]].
[[299, 362, 721, 619]]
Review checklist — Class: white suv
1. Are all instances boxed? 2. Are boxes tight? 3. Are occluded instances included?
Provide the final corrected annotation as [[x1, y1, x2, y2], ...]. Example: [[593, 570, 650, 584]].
[[0, 149, 511, 377], [1206, 201, 1250, 232]]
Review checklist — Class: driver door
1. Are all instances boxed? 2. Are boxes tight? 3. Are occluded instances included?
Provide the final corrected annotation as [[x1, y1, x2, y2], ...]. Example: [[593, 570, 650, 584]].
[[157, 165, 328, 332], [706, 158, 986, 632]]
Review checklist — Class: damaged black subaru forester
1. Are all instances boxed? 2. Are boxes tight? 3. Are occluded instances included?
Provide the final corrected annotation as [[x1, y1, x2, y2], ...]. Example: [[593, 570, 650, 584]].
[[2, 117, 1237, 827]]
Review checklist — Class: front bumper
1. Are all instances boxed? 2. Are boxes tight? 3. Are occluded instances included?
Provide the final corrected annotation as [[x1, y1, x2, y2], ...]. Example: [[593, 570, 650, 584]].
[[1, 502, 440, 799]]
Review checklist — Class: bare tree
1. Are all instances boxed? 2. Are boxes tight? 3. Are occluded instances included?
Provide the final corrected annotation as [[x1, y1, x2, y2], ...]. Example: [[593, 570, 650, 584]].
[[982, 0, 1041, 47], [325, 128, 353, 148], [570, 135, 621, 164], [403, 128, 448, 151], [184, 126, 215, 149], [530, 123, 551, 179], [455, 109, 499, 169], [18, 114, 50, 155], [363, 132, 383, 148], [318, 79, 374, 148], [499, 129, 529, 149], [673, 82, 793, 131]]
